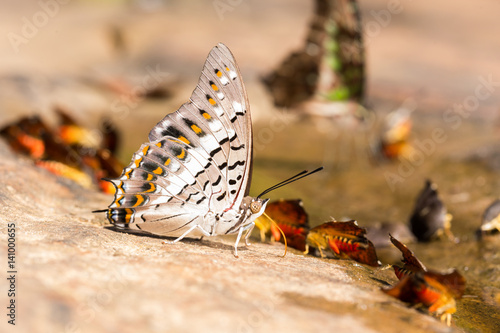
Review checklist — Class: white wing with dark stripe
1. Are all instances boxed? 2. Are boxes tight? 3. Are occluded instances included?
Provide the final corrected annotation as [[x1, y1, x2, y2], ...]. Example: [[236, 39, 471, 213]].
[[105, 43, 252, 237]]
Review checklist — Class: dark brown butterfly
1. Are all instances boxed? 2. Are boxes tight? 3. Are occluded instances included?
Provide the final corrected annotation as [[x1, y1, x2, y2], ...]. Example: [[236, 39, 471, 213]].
[[384, 235, 465, 326], [305, 219, 380, 267], [409, 180, 454, 242], [254, 199, 309, 251], [0, 113, 123, 193], [389, 234, 426, 279], [383, 269, 466, 326], [263, 0, 365, 109], [55, 108, 124, 193]]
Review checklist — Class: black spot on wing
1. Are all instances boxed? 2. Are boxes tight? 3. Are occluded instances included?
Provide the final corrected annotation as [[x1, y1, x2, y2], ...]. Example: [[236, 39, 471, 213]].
[[228, 160, 245, 170], [231, 144, 245, 151], [186, 192, 199, 202], [210, 147, 222, 157], [213, 176, 222, 186], [161, 126, 182, 138], [217, 192, 226, 201]]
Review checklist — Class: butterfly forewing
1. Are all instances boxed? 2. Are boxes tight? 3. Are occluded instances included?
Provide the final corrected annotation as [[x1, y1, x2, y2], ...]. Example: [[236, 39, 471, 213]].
[[106, 43, 252, 237]]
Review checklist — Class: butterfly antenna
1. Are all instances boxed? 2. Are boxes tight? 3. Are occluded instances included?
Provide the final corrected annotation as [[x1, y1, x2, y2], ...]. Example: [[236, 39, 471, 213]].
[[263, 212, 287, 257], [257, 167, 323, 198]]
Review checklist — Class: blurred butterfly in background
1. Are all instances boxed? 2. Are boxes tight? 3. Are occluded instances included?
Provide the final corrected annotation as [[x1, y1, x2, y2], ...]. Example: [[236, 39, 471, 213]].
[[304, 219, 381, 267], [478, 199, 500, 236], [254, 199, 310, 251], [383, 235, 466, 326], [0, 113, 123, 192], [94, 43, 322, 257]]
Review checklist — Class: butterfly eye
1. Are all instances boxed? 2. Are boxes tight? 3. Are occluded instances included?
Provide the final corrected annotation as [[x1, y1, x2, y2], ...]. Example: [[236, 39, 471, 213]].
[[250, 201, 262, 214]]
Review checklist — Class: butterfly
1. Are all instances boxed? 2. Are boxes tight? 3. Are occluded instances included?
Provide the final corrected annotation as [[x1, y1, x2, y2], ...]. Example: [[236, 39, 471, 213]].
[[305, 219, 381, 267], [254, 199, 310, 251], [384, 235, 466, 326], [389, 234, 427, 280], [478, 199, 500, 236], [409, 180, 454, 242], [383, 269, 466, 326], [94, 43, 322, 257], [263, 0, 365, 108]]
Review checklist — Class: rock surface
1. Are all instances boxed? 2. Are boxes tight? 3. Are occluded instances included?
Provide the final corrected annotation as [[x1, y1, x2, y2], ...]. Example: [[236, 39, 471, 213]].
[[0, 141, 457, 333], [2, 1, 499, 332]]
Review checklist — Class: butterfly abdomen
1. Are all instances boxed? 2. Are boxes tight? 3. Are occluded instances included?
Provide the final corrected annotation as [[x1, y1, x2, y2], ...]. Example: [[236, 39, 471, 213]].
[[107, 207, 136, 226]]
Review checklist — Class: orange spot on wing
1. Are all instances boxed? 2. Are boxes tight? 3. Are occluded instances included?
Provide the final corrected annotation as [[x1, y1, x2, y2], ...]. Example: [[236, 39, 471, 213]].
[[133, 194, 145, 207], [177, 149, 186, 159], [18, 133, 45, 158], [191, 124, 202, 134], [178, 136, 190, 145], [124, 208, 134, 223], [124, 169, 133, 179]]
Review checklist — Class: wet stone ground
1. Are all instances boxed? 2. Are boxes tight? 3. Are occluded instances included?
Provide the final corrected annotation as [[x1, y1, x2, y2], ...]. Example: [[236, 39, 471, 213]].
[[1, 105, 499, 333], [0, 138, 462, 333]]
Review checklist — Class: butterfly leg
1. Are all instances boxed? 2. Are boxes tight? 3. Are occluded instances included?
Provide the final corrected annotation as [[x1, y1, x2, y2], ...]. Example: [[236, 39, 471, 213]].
[[162, 224, 211, 245], [233, 222, 255, 258], [244, 223, 255, 246]]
